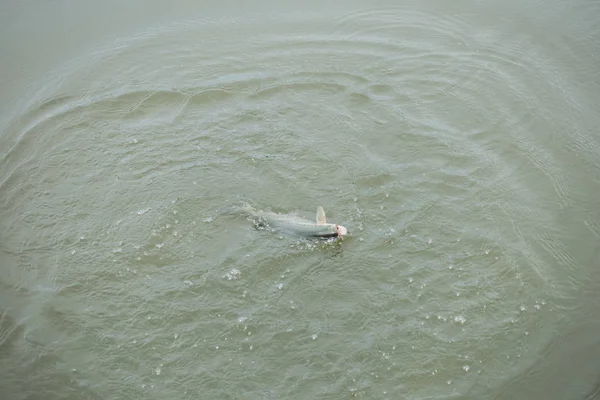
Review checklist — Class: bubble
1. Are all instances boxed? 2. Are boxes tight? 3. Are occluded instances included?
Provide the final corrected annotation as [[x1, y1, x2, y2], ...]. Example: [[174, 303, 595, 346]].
[[454, 316, 466, 324], [224, 268, 241, 280], [312, 334, 318, 340], [276, 283, 283, 290], [155, 367, 161, 375], [462, 365, 470, 372]]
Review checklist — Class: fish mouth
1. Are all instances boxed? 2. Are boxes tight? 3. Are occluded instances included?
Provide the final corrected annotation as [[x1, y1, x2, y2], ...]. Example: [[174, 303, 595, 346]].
[[309, 230, 345, 239], [335, 224, 348, 237], [317, 233, 339, 238]]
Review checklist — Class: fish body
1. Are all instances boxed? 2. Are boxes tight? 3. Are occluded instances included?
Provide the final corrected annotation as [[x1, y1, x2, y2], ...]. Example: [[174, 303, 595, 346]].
[[231, 204, 348, 239]]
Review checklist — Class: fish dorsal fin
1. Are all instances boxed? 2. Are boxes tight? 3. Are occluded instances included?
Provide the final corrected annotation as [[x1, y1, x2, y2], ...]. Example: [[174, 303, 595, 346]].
[[316, 206, 326, 224]]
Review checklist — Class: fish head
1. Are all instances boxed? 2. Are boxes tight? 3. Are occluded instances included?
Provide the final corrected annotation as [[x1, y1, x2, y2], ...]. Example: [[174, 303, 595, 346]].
[[335, 224, 348, 237]]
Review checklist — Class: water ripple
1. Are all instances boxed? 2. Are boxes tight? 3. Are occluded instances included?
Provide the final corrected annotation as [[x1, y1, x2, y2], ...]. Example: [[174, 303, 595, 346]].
[[1, 7, 597, 399]]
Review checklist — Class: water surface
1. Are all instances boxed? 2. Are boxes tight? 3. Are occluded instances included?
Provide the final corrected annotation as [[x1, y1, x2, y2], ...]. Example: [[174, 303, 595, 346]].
[[1, 1, 599, 399]]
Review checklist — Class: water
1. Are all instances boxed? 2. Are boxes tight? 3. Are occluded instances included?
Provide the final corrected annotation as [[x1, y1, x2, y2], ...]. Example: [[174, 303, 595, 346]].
[[1, 1, 599, 399]]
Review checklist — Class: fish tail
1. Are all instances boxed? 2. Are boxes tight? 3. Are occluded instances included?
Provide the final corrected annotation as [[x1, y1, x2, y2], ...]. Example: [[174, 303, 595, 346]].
[[216, 202, 256, 217]]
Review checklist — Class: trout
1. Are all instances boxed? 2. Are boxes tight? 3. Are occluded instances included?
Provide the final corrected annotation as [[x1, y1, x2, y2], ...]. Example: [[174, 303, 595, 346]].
[[228, 204, 348, 239]]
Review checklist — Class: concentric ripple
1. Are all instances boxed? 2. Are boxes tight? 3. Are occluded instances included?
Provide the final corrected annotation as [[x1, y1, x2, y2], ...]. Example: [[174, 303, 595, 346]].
[[1, 5, 599, 399]]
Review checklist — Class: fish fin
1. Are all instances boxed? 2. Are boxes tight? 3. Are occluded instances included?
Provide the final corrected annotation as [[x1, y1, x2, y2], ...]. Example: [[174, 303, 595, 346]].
[[316, 206, 327, 224]]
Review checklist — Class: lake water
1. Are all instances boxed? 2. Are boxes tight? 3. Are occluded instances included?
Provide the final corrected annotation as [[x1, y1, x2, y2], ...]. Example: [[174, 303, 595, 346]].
[[1, 1, 599, 399]]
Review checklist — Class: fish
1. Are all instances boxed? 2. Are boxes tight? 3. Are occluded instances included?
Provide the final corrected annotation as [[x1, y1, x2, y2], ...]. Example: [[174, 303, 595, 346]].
[[225, 203, 349, 239]]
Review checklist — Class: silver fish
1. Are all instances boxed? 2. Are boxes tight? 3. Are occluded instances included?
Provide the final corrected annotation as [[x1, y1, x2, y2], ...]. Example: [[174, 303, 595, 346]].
[[229, 204, 348, 239]]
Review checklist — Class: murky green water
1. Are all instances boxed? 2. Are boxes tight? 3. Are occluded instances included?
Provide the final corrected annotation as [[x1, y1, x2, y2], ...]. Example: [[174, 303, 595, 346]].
[[1, 1, 599, 399]]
